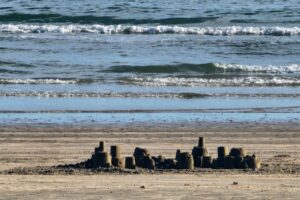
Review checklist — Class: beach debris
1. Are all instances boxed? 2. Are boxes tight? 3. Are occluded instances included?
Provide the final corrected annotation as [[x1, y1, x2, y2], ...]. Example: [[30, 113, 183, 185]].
[[81, 137, 261, 170]]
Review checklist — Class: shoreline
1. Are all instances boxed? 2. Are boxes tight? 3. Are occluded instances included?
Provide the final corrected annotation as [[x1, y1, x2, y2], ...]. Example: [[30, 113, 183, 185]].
[[1, 121, 300, 132]]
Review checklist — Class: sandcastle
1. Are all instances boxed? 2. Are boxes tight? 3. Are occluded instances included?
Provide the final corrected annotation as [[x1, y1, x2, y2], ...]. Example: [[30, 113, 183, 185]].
[[84, 137, 261, 170]]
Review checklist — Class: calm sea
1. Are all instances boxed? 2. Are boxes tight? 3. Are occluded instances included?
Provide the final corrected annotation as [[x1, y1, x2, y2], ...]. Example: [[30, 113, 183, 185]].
[[0, 0, 300, 126]]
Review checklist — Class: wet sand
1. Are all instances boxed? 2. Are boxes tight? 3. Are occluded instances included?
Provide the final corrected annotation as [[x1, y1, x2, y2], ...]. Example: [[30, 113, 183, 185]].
[[0, 123, 299, 199]]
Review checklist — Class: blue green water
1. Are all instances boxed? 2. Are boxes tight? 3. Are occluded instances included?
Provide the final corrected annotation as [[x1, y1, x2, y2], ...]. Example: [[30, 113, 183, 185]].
[[0, 1, 300, 125]]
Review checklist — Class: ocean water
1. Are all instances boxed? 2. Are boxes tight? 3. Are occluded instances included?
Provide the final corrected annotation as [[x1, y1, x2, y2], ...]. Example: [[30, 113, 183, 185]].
[[0, 0, 300, 126]]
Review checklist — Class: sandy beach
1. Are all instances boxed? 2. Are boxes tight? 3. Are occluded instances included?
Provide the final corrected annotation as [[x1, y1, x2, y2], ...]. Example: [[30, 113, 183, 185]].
[[0, 123, 299, 199], [1, 0, 300, 199]]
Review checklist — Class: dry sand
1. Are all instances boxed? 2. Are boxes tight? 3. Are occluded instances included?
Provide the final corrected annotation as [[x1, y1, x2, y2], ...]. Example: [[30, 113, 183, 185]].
[[0, 123, 299, 199]]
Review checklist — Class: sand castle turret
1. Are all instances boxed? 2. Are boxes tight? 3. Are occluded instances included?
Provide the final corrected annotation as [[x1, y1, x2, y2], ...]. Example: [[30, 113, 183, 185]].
[[176, 152, 194, 170], [111, 145, 125, 168], [133, 147, 156, 169], [212, 146, 260, 170], [217, 146, 229, 159], [93, 151, 111, 168], [90, 141, 112, 168], [192, 137, 209, 168], [125, 156, 136, 169], [82, 137, 261, 171]]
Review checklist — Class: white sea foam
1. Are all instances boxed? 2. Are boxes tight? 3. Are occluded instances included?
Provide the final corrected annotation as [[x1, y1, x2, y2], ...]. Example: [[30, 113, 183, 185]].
[[0, 24, 300, 36], [214, 63, 300, 73], [124, 76, 300, 87], [0, 91, 189, 98], [1, 91, 299, 98], [0, 79, 77, 84]]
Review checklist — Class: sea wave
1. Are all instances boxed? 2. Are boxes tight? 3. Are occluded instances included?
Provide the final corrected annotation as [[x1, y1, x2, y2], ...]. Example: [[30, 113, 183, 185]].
[[121, 76, 300, 87], [0, 69, 30, 74], [0, 24, 300, 36], [0, 78, 78, 84], [107, 63, 300, 74], [1, 91, 299, 98], [2, 76, 300, 87], [0, 91, 207, 98], [0, 13, 216, 25], [214, 63, 300, 74]]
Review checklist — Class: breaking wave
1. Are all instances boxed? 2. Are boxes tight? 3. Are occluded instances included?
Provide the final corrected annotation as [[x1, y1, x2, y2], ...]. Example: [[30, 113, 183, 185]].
[[0, 24, 300, 36], [214, 63, 300, 74], [107, 63, 300, 74], [1, 91, 299, 98], [121, 76, 300, 87], [0, 91, 209, 99], [0, 78, 78, 84]]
